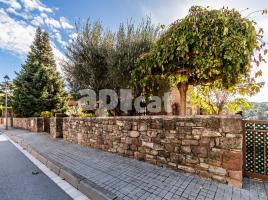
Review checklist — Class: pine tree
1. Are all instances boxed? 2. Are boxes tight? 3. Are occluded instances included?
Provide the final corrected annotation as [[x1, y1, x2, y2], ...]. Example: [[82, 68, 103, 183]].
[[12, 27, 67, 117]]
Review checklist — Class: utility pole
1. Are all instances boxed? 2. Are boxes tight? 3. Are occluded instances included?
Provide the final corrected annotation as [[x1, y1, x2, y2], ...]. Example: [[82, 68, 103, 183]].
[[4, 75, 10, 130]]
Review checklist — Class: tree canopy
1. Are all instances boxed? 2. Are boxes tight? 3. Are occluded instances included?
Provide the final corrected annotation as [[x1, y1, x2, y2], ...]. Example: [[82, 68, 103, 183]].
[[133, 6, 266, 115], [188, 80, 264, 114], [12, 28, 67, 117], [63, 18, 161, 94]]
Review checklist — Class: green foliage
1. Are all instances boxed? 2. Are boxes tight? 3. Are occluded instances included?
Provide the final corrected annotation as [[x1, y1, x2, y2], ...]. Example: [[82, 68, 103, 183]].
[[63, 18, 161, 93], [134, 6, 266, 115], [12, 28, 67, 117], [63, 20, 112, 92], [109, 18, 160, 91], [65, 105, 83, 117], [65, 105, 96, 117], [225, 98, 252, 113], [79, 112, 96, 117], [40, 111, 53, 118], [189, 80, 263, 114]]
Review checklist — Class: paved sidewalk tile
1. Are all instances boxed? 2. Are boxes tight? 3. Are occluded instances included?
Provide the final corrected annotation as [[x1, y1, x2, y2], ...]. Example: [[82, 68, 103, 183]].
[[4, 128, 268, 200]]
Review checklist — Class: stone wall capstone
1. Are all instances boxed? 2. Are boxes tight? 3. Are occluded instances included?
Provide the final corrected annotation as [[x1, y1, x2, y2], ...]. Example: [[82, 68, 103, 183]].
[[62, 115, 243, 187]]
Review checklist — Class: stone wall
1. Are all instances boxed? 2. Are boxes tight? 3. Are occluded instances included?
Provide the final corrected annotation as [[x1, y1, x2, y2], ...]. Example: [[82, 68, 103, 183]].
[[0, 117, 13, 127], [44, 118, 50, 133], [63, 116, 243, 187], [13, 117, 44, 132], [50, 117, 64, 138], [11, 117, 63, 138]]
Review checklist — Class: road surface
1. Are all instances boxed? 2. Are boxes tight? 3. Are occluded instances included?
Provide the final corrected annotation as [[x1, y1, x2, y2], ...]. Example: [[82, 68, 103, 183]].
[[0, 133, 73, 200]]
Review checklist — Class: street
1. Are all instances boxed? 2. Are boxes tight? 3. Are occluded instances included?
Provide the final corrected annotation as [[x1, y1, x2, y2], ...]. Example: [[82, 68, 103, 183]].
[[0, 133, 73, 200]]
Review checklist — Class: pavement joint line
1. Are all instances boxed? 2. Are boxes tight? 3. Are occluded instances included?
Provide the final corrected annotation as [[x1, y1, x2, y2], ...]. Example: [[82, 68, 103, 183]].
[[4, 131, 118, 200], [3, 133, 90, 200]]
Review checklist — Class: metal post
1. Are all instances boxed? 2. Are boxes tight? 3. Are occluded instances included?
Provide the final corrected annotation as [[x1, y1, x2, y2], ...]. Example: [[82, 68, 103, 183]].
[[3, 75, 9, 130], [5, 82, 8, 130]]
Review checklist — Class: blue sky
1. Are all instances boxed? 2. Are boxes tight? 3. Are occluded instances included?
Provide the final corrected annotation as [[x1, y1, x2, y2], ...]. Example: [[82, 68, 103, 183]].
[[0, 0, 267, 102]]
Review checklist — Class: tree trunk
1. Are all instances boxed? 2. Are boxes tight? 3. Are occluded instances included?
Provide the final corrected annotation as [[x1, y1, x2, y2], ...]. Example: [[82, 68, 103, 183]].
[[178, 83, 188, 116]]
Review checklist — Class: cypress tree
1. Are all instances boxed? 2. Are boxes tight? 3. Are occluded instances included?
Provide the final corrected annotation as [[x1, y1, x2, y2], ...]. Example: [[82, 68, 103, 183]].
[[12, 27, 67, 117]]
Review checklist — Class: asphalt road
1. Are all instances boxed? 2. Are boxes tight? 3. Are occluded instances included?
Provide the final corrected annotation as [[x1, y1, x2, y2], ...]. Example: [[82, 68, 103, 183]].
[[0, 134, 72, 200]]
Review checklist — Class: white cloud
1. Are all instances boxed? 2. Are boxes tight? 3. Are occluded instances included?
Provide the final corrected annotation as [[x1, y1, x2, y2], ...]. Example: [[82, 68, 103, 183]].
[[31, 16, 44, 26], [0, 3, 68, 72], [60, 17, 73, 29], [0, 0, 21, 10], [0, 9, 35, 56], [68, 32, 77, 43], [6, 7, 31, 19], [44, 17, 61, 29], [54, 32, 67, 46], [20, 0, 53, 13]]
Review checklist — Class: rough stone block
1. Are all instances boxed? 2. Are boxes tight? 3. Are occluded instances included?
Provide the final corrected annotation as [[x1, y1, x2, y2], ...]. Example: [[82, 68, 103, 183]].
[[142, 141, 154, 149], [222, 151, 242, 171], [228, 170, 242, 181], [182, 140, 199, 146], [181, 146, 191, 153], [202, 130, 221, 137], [129, 131, 140, 138], [209, 166, 227, 176], [212, 175, 227, 183], [221, 117, 242, 134], [178, 165, 195, 173]]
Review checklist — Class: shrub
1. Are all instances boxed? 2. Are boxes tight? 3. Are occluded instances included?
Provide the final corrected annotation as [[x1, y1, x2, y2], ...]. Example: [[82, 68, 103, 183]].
[[40, 111, 53, 118]]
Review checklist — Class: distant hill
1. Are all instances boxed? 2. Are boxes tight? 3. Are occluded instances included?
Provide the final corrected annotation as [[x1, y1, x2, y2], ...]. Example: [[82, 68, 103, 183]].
[[263, 102, 268, 107], [243, 102, 268, 120]]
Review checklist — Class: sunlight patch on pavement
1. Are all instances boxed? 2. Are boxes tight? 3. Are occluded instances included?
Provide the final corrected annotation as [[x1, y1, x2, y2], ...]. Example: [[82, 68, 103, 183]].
[[0, 135, 8, 141]]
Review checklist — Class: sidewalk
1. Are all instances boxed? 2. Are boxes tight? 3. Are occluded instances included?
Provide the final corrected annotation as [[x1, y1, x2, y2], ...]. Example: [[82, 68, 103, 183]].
[[2, 127, 268, 200]]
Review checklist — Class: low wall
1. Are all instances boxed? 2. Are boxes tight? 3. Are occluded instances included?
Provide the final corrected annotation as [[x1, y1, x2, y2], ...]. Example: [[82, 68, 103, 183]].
[[13, 117, 44, 132], [50, 117, 64, 138], [63, 115, 243, 187], [11, 117, 62, 138], [0, 117, 13, 127], [9, 115, 243, 187]]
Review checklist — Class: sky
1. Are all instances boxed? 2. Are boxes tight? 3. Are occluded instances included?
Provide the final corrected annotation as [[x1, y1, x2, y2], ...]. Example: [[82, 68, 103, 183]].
[[0, 0, 267, 102]]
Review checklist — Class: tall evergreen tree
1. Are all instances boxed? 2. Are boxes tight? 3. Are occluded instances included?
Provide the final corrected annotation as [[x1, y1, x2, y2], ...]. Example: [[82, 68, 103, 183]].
[[12, 27, 67, 117]]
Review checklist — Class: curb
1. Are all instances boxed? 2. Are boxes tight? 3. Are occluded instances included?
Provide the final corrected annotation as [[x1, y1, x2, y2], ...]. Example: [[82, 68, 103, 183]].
[[6, 133, 117, 200]]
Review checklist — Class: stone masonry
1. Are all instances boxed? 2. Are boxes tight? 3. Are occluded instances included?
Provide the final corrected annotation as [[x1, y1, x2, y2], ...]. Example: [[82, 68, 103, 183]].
[[49, 117, 64, 138], [62, 115, 243, 188], [13, 117, 44, 132], [6, 115, 243, 187]]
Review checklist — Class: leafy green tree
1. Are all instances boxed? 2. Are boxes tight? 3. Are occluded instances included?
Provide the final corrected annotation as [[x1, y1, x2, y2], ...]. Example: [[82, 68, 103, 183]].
[[188, 79, 263, 114], [12, 28, 67, 117], [63, 20, 113, 92], [134, 6, 267, 115], [63, 18, 160, 93], [0, 84, 5, 116], [109, 18, 160, 91], [0, 80, 15, 116]]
